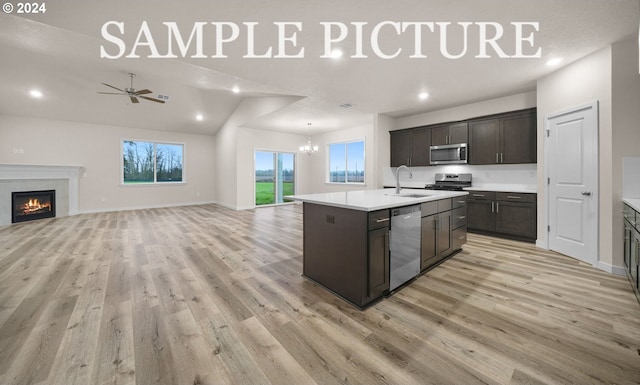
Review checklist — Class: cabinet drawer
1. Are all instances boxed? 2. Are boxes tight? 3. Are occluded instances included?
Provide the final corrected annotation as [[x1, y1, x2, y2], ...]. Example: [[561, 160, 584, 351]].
[[452, 207, 467, 229], [438, 198, 452, 212], [421, 201, 439, 217], [496, 192, 535, 203], [452, 196, 467, 208], [452, 226, 467, 251], [421, 198, 452, 216], [368, 209, 390, 230], [468, 191, 495, 200]]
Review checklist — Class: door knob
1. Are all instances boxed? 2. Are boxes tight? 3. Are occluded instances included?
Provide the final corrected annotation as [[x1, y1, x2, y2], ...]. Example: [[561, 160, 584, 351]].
[[581, 191, 592, 196]]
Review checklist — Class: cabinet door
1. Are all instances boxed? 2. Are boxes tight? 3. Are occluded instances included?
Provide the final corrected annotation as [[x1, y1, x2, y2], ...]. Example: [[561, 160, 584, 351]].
[[437, 211, 453, 259], [624, 222, 633, 270], [469, 119, 499, 165], [431, 125, 449, 146], [421, 214, 438, 270], [449, 122, 468, 144], [410, 128, 431, 166], [390, 131, 411, 167], [500, 112, 536, 164], [467, 199, 495, 232], [368, 227, 390, 298], [631, 231, 640, 289], [495, 201, 536, 239]]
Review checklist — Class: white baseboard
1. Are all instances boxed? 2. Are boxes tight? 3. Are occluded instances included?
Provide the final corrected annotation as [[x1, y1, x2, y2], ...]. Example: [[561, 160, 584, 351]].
[[597, 261, 626, 276], [535, 239, 547, 249]]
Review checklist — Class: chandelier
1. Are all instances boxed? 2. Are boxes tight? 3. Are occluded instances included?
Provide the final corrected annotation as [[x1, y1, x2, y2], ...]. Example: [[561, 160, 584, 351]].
[[299, 122, 318, 156]]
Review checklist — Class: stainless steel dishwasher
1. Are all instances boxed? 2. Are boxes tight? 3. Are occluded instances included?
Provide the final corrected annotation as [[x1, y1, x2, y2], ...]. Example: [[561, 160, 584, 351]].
[[390, 204, 421, 291]]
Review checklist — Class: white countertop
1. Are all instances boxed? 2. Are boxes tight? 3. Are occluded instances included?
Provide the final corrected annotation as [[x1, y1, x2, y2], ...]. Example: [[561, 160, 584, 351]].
[[383, 183, 537, 194], [623, 198, 640, 213], [287, 189, 468, 212]]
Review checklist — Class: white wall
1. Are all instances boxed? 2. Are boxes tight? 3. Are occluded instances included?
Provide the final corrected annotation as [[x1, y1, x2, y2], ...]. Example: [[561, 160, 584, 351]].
[[213, 95, 304, 209], [612, 34, 640, 261], [307, 119, 377, 194], [536, 46, 614, 270], [0, 115, 216, 213]]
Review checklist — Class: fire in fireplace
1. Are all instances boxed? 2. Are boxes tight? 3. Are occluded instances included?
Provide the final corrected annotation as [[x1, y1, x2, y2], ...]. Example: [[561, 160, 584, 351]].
[[12, 190, 56, 223]]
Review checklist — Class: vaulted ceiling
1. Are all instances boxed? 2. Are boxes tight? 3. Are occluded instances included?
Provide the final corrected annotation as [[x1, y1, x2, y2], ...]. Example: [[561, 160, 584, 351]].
[[0, 0, 637, 136]]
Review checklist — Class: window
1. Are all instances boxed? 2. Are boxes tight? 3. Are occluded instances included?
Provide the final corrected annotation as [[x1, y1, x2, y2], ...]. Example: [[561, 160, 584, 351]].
[[122, 140, 184, 184], [328, 140, 365, 184]]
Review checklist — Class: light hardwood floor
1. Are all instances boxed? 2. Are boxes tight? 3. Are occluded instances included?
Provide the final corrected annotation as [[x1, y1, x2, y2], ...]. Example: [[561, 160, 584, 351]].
[[0, 203, 639, 385]]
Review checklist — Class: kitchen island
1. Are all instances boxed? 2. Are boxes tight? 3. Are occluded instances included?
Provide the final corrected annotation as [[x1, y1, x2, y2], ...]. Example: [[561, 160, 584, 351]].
[[287, 189, 469, 308]]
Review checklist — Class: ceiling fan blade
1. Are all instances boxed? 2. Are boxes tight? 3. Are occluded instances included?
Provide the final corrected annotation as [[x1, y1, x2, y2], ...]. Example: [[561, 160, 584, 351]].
[[130, 96, 139, 104], [97, 92, 125, 95], [134, 89, 152, 96], [139, 95, 166, 104], [101, 83, 125, 93]]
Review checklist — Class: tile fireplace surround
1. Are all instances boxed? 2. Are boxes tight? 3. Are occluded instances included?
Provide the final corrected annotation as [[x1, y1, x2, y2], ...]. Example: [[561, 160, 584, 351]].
[[0, 164, 81, 226]]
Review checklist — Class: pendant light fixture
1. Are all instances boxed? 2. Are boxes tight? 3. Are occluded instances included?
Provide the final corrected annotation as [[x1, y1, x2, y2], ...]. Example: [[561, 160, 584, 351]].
[[300, 122, 319, 156]]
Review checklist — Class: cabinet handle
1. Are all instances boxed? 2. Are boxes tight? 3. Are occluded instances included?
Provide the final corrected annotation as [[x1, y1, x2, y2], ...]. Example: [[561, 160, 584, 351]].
[[491, 202, 495, 213], [376, 218, 390, 223], [496, 202, 500, 213], [501, 153, 504, 163], [473, 194, 485, 197], [496, 153, 499, 163], [456, 216, 466, 220], [506, 196, 521, 200], [456, 200, 466, 204]]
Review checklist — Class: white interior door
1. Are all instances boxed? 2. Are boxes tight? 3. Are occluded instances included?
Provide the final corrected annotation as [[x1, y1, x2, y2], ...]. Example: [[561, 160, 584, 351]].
[[545, 102, 598, 265]]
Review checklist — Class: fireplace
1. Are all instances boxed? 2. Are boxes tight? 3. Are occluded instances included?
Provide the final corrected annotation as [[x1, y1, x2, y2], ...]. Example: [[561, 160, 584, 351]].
[[12, 190, 56, 223]]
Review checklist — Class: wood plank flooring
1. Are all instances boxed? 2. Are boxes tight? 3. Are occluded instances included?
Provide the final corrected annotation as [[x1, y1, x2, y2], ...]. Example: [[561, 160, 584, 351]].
[[0, 203, 639, 385]]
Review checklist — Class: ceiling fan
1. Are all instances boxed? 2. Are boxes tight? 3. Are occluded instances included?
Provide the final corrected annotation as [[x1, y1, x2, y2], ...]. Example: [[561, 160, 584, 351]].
[[98, 73, 166, 104]]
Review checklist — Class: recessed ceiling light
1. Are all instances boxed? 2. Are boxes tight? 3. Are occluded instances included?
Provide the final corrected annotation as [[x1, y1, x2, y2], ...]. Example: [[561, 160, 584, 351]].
[[330, 49, 343, 59], [195, 114, 203, 121], [29, 89, 43, 98], [418, 92, 429, 100], [546, 57, 563, 66], [232, 86, 240, 93]]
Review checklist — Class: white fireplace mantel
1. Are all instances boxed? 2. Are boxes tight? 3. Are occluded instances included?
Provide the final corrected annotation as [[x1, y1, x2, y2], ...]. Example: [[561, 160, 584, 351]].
[[0, 163, 82, 215]]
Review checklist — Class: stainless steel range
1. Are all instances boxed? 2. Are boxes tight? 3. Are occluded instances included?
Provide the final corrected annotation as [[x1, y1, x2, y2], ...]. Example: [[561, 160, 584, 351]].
[[424, 173, 472, 191]]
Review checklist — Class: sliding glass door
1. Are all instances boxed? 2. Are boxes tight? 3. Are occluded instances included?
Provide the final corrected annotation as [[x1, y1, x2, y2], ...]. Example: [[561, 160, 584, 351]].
[[255, 151, 295, 206]]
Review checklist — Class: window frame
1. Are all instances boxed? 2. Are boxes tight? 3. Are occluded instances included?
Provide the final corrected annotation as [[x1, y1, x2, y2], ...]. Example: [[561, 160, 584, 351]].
[[120, 139, 186, 186], [326, 139, 366, 185]]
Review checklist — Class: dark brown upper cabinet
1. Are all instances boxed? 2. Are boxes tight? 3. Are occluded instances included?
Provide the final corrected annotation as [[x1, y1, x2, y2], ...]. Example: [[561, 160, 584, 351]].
[[390, 127, 430, 167], [431, 122, 468, 146], [469, 109, 536, 165]]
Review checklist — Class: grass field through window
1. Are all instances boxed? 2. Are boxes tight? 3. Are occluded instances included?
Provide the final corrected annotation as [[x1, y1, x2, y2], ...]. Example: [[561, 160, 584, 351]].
[[255, 181, 294, 205]]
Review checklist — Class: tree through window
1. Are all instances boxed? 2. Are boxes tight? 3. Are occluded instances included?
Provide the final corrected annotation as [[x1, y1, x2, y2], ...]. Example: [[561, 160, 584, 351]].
[[122, 140, 184, 184]]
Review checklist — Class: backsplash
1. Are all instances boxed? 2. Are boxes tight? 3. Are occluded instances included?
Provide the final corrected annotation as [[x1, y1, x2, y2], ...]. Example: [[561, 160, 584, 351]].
[[384, 163, 537, 189], [623, 157, 640, 197]]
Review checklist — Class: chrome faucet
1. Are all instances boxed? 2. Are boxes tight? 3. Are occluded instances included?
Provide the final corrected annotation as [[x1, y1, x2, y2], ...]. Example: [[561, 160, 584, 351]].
[[395, 165, 412, 194]]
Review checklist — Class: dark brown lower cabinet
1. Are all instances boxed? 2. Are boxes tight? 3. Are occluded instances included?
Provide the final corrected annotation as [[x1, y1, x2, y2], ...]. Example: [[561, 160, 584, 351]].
[[302, 203, 390, 309], [623, 203, 640, 303], [421, 197, 465, 271], [368, 226, 390, 300], [467, 191, 537, 242]]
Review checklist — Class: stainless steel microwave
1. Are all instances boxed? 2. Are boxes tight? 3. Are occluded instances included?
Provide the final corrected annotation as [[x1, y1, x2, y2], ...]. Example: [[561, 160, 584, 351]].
[[429, 143, 468, 165]]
